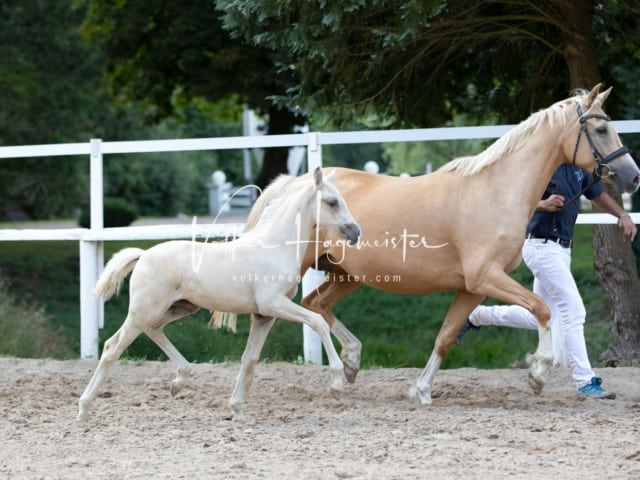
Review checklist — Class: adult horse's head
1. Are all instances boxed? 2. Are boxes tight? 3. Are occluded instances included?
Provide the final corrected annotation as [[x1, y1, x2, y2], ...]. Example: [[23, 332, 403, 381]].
[[311, 167, 361, 245], [568, 84, 640, 193]]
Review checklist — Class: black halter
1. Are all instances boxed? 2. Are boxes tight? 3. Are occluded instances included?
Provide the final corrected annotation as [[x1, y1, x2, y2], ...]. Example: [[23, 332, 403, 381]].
[[545, 102, 632, 237], [572, 102, 630, 179]]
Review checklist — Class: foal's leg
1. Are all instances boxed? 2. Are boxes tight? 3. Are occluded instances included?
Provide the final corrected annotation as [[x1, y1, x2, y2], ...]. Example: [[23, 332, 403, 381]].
[[229, 314, 276, 423], [145, 328, 193, 397], [414, 291, 483, 405], [302, 272, 363, 382], [145, 299, 201, 396], [77, 320, 143, 421], [263, 297, 345, 397]]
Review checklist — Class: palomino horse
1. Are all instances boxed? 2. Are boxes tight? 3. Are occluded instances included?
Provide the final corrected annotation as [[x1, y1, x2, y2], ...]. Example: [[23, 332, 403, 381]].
[[223, 85, 640, 408], [77, 168, 360, 422]]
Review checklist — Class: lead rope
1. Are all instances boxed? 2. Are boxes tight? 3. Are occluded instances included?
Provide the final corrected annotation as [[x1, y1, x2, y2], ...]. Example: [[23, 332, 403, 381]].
[[544, 172, 601, 242]]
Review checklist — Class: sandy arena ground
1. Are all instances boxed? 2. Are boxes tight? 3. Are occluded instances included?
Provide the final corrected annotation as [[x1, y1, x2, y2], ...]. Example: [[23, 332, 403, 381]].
[[1, 358, 639, 479]]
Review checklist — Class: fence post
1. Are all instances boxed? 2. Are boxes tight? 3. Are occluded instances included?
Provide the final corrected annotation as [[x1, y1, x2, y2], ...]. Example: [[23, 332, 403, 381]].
[[80, 139, 104, 359], [301, 132, 324, 364]]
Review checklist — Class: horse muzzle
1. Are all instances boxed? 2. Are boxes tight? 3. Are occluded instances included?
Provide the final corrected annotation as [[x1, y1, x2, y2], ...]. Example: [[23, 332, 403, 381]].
[[341, 223, 362, 245], [607, 156, 640, 193]]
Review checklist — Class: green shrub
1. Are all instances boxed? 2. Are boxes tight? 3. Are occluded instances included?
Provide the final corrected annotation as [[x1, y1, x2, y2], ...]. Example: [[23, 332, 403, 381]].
[[78, 197, 138, 228], [0, 278, 72, 358]]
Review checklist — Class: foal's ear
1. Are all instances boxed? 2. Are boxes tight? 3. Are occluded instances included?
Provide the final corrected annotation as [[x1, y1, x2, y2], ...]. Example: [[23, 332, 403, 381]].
[[313, 166, 323, 187]]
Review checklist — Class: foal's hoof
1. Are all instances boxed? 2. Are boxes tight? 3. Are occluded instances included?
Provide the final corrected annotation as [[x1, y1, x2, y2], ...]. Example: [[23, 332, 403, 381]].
[[528, 372, 545, 395], [77, 401, 90, 421], [330, 386, 343, 401], [232, 410, 246, 424], [170, 380, 185, 397]]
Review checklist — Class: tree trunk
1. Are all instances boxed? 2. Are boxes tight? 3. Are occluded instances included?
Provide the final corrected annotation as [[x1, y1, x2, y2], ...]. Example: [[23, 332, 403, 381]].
[[561, 2, 640, 364], [592, 186, 640, 365], [254, 105, 298, 191]]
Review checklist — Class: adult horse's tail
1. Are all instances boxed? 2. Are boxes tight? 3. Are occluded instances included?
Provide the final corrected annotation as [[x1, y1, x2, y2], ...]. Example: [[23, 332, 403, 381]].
[[209, 174, 296, 332], [93, 248, 144, 300]]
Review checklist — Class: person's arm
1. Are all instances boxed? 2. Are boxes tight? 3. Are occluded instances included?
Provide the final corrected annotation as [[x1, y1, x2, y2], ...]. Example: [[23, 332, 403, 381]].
[[591, 192, 637, 241], [537, 193, 565, 212]]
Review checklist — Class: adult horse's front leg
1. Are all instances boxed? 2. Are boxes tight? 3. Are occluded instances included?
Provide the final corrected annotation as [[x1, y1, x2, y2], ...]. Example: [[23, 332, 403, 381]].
[[301, 270, 363, 383], [229, 314, 276, 423], [413, 291, 484, 404], [525, 329, 554, 394]]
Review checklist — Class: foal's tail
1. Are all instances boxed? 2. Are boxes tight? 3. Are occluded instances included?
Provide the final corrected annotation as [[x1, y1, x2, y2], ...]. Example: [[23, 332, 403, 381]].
[[92, 248, 144, 300]]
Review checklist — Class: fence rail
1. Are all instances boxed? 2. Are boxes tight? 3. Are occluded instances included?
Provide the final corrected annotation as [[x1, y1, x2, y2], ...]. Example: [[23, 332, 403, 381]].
[[1, 120, 639, 360]]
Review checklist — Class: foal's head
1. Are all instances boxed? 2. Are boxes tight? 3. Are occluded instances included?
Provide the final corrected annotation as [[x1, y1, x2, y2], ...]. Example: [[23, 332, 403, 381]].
[[309, 167, 361, 245]]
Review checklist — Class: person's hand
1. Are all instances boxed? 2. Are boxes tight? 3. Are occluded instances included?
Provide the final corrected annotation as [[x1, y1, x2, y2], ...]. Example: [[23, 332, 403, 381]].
[[539, 194, 565, 212], [617, 214, 637, 242]]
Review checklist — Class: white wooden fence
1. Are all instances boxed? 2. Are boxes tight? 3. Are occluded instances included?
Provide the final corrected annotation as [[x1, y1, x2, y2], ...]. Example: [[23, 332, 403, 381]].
[[1, 121, 639, 361]]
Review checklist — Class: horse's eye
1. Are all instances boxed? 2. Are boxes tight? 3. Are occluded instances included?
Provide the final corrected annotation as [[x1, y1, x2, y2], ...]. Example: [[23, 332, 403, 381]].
[[595, 125, 608, 135], [326, 198, 338, 208]]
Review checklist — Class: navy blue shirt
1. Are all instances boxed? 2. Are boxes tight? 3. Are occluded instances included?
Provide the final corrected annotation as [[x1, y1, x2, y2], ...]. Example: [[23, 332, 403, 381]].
[[527, 164, 603, 241]]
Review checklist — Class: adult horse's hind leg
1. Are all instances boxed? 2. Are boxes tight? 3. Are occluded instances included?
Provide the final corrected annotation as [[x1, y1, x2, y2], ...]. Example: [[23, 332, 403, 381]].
[[229, 314, 276, 423], [77, 320, 143, 421], [301, 270, 363, 382], [413, 291, 484, 404]]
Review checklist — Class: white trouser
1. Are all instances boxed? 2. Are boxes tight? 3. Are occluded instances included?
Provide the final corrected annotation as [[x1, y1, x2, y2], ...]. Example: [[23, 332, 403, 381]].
[[469, 238, 594, 390]]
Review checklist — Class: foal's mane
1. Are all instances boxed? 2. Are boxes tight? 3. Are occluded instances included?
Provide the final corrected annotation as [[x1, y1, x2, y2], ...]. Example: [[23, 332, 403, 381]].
[[439, 92, 585, 176], [245, 174, 305, 233]]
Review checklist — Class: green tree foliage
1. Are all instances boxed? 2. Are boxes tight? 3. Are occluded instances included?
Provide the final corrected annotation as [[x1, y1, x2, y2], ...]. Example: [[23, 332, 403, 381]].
[[217, 0, 640, 127], [82, 0, 306, 188], [0, 0, 111, 218]]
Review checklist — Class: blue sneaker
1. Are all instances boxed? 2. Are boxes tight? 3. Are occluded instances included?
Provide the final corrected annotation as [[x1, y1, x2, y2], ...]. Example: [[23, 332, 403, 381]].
[[577, 377, 616, 399], [456, 319, 480, 345]]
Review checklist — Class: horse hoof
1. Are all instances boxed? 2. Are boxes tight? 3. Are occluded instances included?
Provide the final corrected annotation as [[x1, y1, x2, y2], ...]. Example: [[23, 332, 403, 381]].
[[408, 386, 432, 405], [230, 404, 246, 423], [330, 386, 343, 400], [77, 401, 89, 421], [528, 372, 545, 395], [343, 364, 359, 384], [170, 381, 183, 397]]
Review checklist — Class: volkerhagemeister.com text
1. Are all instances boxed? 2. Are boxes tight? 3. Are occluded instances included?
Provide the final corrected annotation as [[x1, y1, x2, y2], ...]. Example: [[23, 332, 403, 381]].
[[231, 272, 402, 284]]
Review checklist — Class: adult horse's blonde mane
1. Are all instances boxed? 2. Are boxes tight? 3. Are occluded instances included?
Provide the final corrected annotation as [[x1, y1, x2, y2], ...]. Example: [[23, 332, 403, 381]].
[[439, 91, 586, 176]]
